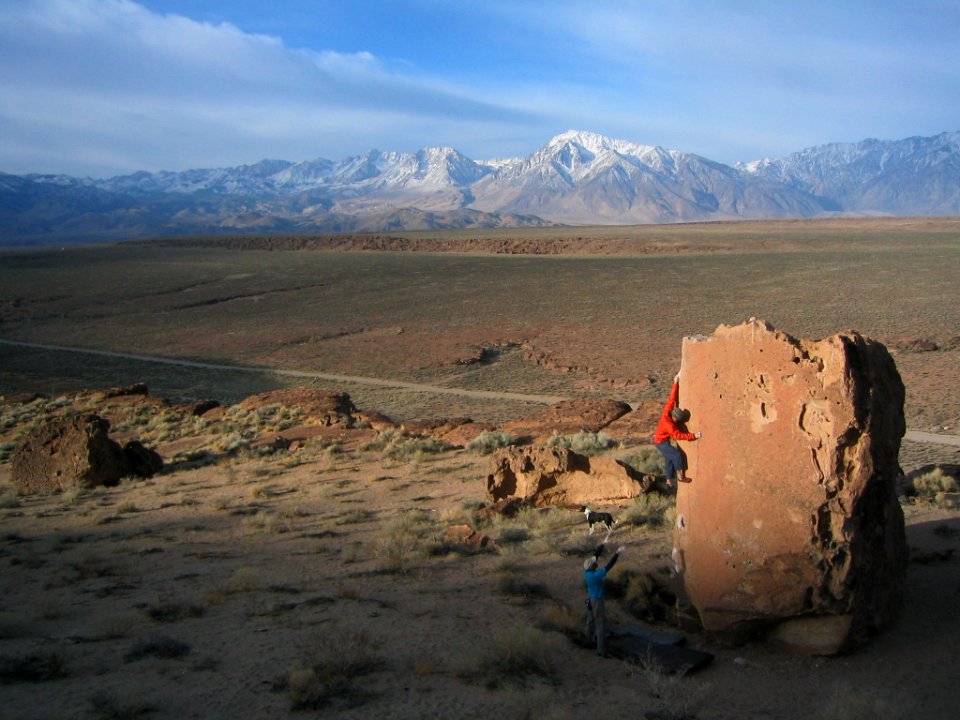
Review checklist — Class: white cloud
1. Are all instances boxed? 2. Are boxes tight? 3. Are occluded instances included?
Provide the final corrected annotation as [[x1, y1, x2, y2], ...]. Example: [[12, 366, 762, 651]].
[[0, 0, 537, 176]]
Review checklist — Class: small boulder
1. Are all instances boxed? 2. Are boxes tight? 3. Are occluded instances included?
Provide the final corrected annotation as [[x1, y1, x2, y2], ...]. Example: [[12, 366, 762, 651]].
[[123, 440, 164, 478], [12, 414, 131, 494], [486, 445, 647, 507], [443, 524, 500, 551]]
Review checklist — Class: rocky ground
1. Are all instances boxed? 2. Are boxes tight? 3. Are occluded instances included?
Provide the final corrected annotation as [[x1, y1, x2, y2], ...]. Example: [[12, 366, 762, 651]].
[[1, 384, 958, 720]]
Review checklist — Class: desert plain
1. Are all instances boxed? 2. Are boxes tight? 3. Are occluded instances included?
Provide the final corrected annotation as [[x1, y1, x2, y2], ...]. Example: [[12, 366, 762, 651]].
[[0, 216, 959, 719]]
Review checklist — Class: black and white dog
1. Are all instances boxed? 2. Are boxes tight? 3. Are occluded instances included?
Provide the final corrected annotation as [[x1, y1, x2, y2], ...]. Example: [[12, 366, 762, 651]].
[[580, 506, 615, 534]]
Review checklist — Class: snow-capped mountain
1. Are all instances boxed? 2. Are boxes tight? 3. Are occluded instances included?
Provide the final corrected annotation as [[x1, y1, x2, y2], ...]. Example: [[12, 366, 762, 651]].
[[2, 130, 958, 244], [739, 132, 960, 214], [468, 130, 831, 223]]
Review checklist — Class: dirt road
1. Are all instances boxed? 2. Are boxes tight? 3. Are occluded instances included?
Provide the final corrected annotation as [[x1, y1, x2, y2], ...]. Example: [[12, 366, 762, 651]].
[[2, 338, 957, 446]]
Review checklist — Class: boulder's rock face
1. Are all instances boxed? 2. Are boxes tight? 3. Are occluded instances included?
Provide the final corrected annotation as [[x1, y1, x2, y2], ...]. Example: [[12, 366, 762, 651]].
[[486, 446, 646, 507], [674, 320, 907, 654], [12, 414, 131, 494]]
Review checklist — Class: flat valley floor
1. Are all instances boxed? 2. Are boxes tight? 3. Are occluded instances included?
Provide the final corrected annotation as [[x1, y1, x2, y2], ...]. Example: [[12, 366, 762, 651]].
[[1, 217, 959, 719]]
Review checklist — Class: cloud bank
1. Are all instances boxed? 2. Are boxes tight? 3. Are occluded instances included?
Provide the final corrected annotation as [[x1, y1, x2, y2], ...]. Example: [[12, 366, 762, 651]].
[[1, 0, 958, 177]]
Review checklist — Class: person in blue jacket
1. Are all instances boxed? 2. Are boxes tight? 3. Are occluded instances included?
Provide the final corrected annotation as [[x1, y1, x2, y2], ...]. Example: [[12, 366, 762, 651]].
[[583, 543, 625, 657]]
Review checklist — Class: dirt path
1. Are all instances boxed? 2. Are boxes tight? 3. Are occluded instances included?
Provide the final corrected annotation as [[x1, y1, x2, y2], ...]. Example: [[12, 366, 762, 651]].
[[3, 338, 958, 447], [0, 338, 567, 405]]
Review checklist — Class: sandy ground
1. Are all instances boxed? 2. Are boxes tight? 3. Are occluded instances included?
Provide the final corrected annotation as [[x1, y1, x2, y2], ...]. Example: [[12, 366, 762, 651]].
[[1, 423, 958, 720]]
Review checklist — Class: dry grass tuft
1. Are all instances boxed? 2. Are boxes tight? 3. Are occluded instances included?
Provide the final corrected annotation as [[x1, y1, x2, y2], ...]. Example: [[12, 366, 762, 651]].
[[0, 651, 67, 683], [629, 648, 709, 720], [536, 600, 582, 639], [287, 627, 384, 709], [496, 573, 552, 604], [817, 682, 910, 720], [123, 635, 190, 662], [450, 623, 567, 688], [88, 690, 156, 720], [366, 509, 438, 573], [466, 430, 517, 455], [360, 428, 453, 461], [904, 467, 960, 508], [546, 431, 617, 455], [620, 446, 666, 475]]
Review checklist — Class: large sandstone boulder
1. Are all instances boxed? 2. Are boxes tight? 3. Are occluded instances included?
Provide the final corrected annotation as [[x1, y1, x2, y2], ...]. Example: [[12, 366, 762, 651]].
[[12, 414, 131, 494], [487, 446, 647, 507], [673, 319, 907, 654]]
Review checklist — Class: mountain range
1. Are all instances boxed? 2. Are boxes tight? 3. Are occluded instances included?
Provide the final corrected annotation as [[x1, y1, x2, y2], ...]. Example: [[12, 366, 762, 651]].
[[1, 130, 958, 245]]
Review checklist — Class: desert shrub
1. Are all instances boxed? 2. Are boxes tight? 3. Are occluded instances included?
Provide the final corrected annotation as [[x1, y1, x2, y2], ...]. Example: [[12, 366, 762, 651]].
[[618, 568, 678, 623], [536, 600, 582, 639], [0, 651, 66, 683], [367, 510, 436, 573], [124, 635, 190, 662], [287, 627, 384, 709], [0, 491, 21, 508], [619, 492, 673, 529], [67, 553, 117, 582], [497, 574, 552, 603], [497, 526, 532, 544], [817, 682, 909, 720], [224, 566, 263, 593], [360, 428, 453, 461], [145, 601, 205, 623], [621, 446, 665, 475], [89, 690, 156, 720], [451, 623, 566, 688], [0, 442, 16, 463], [629, 648, 709, 720], [546, 431, 616, 455], [0, 612, 29, 639], [466, 430, 517, 455], [91, 610, 141, 640], [905, 467, 959, 508], [556, 534, 602, 557], [216, 432, 250, 454]]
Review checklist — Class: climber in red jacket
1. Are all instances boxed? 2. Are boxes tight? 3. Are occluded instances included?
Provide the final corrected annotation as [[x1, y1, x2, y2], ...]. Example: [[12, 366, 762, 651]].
[[654, 372, 701, 487]]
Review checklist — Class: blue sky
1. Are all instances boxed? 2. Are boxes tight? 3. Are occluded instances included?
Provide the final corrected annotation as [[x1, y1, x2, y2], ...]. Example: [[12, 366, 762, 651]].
[[1, 0, 958, 177]]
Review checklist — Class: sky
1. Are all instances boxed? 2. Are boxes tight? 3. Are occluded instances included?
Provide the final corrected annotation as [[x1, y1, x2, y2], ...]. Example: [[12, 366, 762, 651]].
[[1, 0, 958, 178]]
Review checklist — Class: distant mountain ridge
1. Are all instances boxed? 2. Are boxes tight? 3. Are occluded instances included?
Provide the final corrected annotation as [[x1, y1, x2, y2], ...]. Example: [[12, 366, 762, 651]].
[[1, 130, 958, 245]]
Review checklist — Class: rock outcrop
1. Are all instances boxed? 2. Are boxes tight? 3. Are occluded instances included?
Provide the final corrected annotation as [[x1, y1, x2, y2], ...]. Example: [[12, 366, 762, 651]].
[[486, 446, 647, 507], [237, 388, 359, 426], [12, 414, 131, 494], [499, 398, 632, 443], [673, 319, 907, 654]]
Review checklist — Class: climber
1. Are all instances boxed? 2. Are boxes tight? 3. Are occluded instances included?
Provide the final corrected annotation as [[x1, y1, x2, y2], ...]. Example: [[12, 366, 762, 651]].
[[654, 371, 701, 487]]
